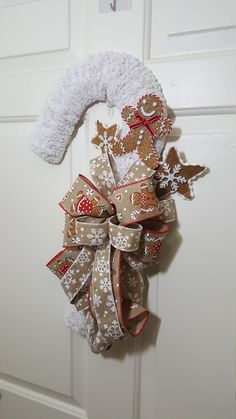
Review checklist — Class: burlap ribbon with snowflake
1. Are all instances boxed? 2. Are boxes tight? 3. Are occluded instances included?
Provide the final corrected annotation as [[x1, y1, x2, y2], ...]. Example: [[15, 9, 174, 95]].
[[47, 153, 176, 353]]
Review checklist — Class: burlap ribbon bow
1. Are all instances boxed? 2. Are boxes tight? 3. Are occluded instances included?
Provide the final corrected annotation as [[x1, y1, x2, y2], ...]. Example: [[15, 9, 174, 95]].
[[47, 154, 176, 353]]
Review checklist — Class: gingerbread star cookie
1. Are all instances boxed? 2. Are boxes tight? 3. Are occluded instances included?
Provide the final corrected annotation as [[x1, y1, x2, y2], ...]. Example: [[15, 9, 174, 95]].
[[91, 121, 118, 153], [112, 94, 172, 169], [155, 147, 206, 200]]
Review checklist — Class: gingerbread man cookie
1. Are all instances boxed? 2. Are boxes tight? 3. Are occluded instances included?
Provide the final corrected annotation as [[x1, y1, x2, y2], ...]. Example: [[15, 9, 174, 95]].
[[130, 183, 160, 213], [70, 191, 103, 217], [112, 94, 172, 169]]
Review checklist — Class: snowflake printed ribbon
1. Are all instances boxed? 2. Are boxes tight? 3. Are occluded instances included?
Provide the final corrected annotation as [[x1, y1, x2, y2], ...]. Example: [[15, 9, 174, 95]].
[[47, 153, 176, 353]]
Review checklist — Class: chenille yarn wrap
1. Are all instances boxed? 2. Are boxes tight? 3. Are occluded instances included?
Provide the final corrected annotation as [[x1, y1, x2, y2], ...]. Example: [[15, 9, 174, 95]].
[[30, 51, 166, 164]]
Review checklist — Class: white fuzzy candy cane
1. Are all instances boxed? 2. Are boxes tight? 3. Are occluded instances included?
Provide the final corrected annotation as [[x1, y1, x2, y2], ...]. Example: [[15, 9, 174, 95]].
[[30, 51, 166, 164]]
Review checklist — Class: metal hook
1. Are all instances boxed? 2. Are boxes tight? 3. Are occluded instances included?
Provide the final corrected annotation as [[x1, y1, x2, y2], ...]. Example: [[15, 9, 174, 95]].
[[110, 0, 116, 12]]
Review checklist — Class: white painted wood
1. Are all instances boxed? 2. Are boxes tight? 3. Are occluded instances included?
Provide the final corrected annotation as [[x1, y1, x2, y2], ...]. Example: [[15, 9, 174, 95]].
[[149, 0, 236, 57], [0, 126, 72, 394], [0, 1, 37, 9], [146, 53, 236, 110], [0, 68, 70, 117], [99, 0, 132, 14], [0, 0, 70, 58], [0, 376, 87, 419], [0, 1, 87, 418], [168, 0, 235, 34], [144, 0, 236, 111], [84, 0, 144, 57], [140, 131, 236, 419], [0, 0, 235, 418]]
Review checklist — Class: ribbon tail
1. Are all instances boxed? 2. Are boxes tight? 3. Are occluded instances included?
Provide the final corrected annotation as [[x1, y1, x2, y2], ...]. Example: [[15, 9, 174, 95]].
[[87, 243, 125, 354], [47, 246, 96, 303], [122, 299, 149, 337], [112, 250, 150, 337]]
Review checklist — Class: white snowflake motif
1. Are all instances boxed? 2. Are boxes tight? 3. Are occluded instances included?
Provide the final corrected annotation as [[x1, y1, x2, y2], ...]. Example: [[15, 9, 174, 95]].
[[100, 277, 111, 293], [159, 199, 176, 222], [62, 269, 76, 289], [124, 255, 145, 271], [98, 132, 115, 152], [135, 172, 147, 182], [89, 159, 97, 176], [105, 295, 116, 312], [104, 320, 121, 340], [113, 232, 130, 250], [93, 293, 102, 307], [119, 171, 135, 186], [159, 199, 170, 216], [95, 256, 109, 275], [157, 163, 186, 192], [127, 275, 138, 288], [98, 170, 114, 189], [87, 228, 106, 245], [99, 154, 107, 162], [78, 272, 90, 285], [77, 250, 90, 267]]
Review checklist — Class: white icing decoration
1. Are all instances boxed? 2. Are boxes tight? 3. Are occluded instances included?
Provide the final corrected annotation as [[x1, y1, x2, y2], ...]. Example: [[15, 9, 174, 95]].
[[140, 107, 155, 117]]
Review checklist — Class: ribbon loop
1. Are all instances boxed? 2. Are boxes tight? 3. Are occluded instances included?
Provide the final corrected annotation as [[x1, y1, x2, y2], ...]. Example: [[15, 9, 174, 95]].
[[60, 174, 115, 217], [47, 247, 95, 303], [110, 176, 163, 225], [109, 216, 142, 252], [158, 198, 176, 223], [75, 217, 109, 247], [47, 152, 176, 353], [125, 220, 168, 266]]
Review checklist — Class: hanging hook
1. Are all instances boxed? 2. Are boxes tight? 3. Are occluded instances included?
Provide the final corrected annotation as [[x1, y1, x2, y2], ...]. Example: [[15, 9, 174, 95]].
[[110, 0, 116, 12]]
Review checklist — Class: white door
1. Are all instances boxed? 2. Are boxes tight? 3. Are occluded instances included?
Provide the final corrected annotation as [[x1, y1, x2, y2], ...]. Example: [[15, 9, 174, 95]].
[[0, 1, 235, 419]]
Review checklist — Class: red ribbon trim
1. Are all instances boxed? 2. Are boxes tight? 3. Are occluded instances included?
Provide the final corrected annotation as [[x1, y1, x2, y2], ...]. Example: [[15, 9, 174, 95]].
[[128, 111, 160, 138]]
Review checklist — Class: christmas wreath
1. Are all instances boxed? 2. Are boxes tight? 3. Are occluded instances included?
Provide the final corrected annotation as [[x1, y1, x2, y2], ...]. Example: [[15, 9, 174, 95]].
[[31, 52, 206, 354]]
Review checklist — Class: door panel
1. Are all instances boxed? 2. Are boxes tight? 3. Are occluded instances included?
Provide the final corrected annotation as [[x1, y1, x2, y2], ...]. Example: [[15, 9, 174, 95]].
[[0, 1, 235, 418], [0, 0, 69, 58]]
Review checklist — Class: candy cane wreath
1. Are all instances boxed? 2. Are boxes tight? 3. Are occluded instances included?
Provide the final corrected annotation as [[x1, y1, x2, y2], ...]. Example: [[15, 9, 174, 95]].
[[31, 52, 206, 354]]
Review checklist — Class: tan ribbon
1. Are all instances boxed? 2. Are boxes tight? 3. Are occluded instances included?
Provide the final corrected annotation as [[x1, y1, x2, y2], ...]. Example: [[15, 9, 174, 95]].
[[47, 154, 176, 353]]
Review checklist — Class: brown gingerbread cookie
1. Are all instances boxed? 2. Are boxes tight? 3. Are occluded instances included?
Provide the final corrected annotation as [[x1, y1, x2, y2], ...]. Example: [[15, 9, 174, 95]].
[[113, 94, 172, 169], [130, 183, 159, 212], [155, 147, 206, 200], [91, 121, 118, 153]]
